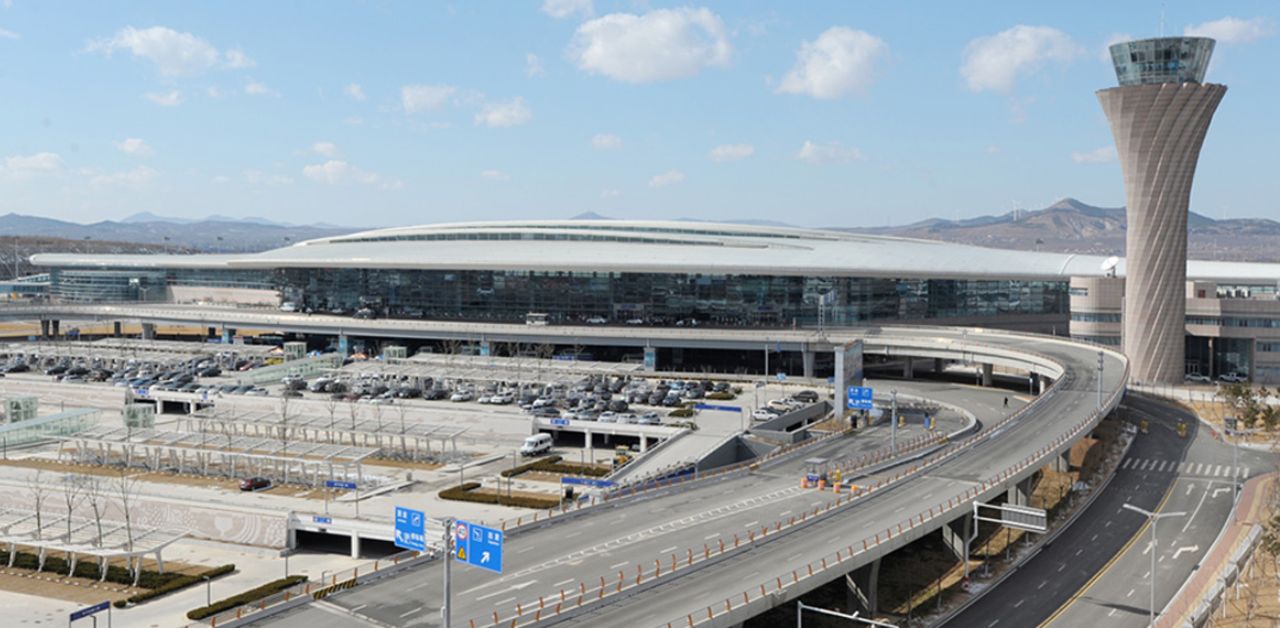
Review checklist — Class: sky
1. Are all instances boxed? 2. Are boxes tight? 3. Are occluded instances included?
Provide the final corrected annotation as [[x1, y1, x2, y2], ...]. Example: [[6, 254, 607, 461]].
[[0, 1, 1277, 229]]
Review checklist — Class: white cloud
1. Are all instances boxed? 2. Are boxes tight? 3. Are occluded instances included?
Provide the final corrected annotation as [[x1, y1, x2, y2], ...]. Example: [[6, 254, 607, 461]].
[[206, 86, 223, 98], [568, 7, 731, 83], [0, 26, 18, 40], [1185, 16, 1273, 43], [591, 133, 623, 150], [116, 138, 152, 156], [474, 97, 532, 127], [648, 170, 686, 187], [1071, 146, 1116, 164], [144, 90, 183, 106], [211, 175, 232, 185], [243, 169, 293, 185], [401, 84, 457, 113], [985, 144, 1001, 155], [708, 143, 755, 162], [481, 169, 510, 181], [600, 189, 621, 198], [776, 27, 888, 100], [3, 152, 63, 180], [90, 165, 156, 187], [224, 48, 255, 69], [244, 81, 280, 97], [302, 159, 400, 190], [542, 0, 593, 19], [87, 26, 222, 76], [960, 25, 1082, 93], [311, 141, 339, 158], [794, 140, 863, 164], [344, 83, 366, 101], [526, 52, 546, 77]]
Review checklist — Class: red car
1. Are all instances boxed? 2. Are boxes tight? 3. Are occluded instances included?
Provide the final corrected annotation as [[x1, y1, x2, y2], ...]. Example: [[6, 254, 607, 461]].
[[239, 477, 271, 491]]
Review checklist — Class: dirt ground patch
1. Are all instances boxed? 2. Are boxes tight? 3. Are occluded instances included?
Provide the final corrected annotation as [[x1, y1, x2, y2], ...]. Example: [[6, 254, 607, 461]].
[[473, 486, 558, 501], [0, 551, 210, 603], [366, 457, 444, 471]]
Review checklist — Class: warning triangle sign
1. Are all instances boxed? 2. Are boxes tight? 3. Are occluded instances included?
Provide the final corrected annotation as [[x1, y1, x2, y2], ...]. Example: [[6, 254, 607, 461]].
[[456, 546, 466, 561]]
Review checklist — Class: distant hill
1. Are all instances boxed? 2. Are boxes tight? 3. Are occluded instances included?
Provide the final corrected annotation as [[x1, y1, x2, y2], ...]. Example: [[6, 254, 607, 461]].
[[0, 213, 356, 252], [0, 235, 192, 279], [841, 198, 1280, 263]]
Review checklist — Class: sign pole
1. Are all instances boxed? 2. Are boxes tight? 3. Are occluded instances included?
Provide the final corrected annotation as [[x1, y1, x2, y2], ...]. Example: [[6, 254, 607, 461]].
[[442, 518, 452, 628]]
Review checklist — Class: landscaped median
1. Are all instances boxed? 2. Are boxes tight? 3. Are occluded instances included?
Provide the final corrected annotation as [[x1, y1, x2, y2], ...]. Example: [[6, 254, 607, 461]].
[[114, 563, 236, 608], [186, 574, 308, 620]]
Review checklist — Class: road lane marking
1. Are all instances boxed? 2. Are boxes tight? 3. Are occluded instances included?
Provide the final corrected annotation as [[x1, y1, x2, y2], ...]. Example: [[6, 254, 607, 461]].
[[610, 561, 629, 569], [1013, 599, 1024, 608], [1172, 545, 1199, 560], [704, 533, 720, 540], [1057, 563, 1066, 572], [988, 620, 999, 627], [553, 578, 575, 587], [1212, 487, 1231, 498], [659, 546, 677, 554], [1038, 580, 1047, 590], [1142, 541, 1153, 555], [1075, 548, 1083, 556], [1185, 483, 1195, 496], [744, 521, 759, 528], [1182, 482, 1211, 533], [400, 606, 423, 618], [1126, 589, 1134, 597]]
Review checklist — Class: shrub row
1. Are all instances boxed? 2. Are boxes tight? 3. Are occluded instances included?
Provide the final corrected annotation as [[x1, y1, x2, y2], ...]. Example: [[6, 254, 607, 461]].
[[117, 564, 235, 608], [667, 407, 696, 418], [4, 550, 205, 590], [500, 455, 564, 478], [438, 482, 562, 509], [705, 391, 737, 401], [185, 574, 308, 620]]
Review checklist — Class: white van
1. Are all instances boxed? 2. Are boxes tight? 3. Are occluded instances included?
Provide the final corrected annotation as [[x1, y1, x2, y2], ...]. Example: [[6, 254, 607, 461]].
[[520, 433, 553, 457]]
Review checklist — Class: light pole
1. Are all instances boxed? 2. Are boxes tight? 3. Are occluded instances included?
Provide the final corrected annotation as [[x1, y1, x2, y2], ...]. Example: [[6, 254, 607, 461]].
[[890, 389, 898, 455], [1096, 351, 1104, 410], [1122, 503, 1186, 627], [441, 518, 453, 628], [796, 601, 897, 627]]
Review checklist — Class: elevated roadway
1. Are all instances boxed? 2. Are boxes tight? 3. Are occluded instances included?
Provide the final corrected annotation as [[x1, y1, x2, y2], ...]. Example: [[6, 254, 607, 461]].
[[225, 322, 1129, 628]]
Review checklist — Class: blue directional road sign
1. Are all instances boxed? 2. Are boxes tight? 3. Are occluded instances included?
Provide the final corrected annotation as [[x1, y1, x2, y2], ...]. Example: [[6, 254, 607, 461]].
[[313, 515, 332, 525], [454, 519, 504, 574], [326, 480, 358, 490], [561, 476, 615, 489], [549, 417, 570, 427], [394, 506, 426, 552], [847, 386, 874, 410], [69, 601, 110, 622], [694, 403, 742, 413]]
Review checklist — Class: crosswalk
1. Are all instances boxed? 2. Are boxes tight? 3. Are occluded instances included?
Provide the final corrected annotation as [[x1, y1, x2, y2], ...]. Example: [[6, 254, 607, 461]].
[[1120, 457, 1249, 478]]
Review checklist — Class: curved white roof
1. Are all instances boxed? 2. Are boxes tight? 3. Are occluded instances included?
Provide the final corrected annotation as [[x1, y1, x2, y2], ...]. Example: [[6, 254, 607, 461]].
[[29, 220, 1280, 283]]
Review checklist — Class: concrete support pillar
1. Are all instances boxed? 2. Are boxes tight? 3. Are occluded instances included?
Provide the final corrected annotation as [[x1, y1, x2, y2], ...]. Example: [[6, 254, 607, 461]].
[[902, 357, 914, 378], [1039, 376, 1049, 394], [39, 320, 49, 339], [940, 513, 973, 562], [113, 321, 122, 337], [585, 430, 593, 463], [934, 358, 944, 373], [1007, 477, 1031, 506], [141, 323, 156, 340], [639, 434, 648, 453], [802, 350, 815, 379], [981, 363, 993, 387], [51, 319, 60, 339], [287, 526, 297, 549], [1052, 451, 1070, 473], [847, 558, 881, 615], [350, 533, 362, 559]]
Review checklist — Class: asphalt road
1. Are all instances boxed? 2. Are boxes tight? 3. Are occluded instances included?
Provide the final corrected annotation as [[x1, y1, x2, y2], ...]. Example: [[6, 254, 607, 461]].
[[259, 381, 1021, 628], [947, 393, 1272, 628]]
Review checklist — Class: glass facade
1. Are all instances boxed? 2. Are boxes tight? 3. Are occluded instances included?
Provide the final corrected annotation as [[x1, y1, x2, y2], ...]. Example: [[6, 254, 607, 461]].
[[44, 265, 1069, 327], [1109, 37, 1214, 86], [276, 268, 1067, 326]]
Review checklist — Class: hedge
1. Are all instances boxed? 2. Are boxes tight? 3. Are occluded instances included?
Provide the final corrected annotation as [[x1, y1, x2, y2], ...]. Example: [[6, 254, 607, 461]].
[[438, 482, 562, 509], [186, 574, 308, 620], [667, 407, 696, 418], [4, 550, 226, 591], [705, 391, 737, 401], [500, 455, 563, 478], [116, 564, 236, 608]]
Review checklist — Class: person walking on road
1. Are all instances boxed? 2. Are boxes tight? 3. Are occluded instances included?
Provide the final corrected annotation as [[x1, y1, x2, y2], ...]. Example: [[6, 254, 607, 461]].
[[1003, 396, 1009, 408]]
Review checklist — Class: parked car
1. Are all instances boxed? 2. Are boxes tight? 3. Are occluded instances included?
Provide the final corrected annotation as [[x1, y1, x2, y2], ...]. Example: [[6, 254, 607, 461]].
[[752, 408, 780, 421], [450, 390, 474, 402], [1218, 373, 1248, 383], [792, 389, 819, 403], [1184, 373, 1212, 384], [239, 477, 272, 491], [586, 316, 608, 325]]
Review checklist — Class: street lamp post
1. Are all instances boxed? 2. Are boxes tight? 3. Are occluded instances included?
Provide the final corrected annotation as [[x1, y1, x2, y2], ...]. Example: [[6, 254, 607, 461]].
[[890, 389, 898, 454], [1097, 351, 1104, 410], [796, 601, 897, 627], [1122, 502, 1186, 627]]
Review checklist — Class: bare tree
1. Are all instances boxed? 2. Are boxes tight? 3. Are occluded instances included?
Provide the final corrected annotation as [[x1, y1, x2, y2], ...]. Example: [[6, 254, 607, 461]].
[[25, 470, 47, 541], [325, 397, 338, 433], [61, 475, 85, 540], [115, 470, 138, 554], [84, 477, 106, 548], [372, 403, 384, 432], [347, 401, 360, 445], [278, 395, 293, 455]]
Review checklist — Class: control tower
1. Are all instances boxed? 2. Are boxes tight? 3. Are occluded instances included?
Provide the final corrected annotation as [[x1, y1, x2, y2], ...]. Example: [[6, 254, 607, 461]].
[[1097, 37, 1226, 384]]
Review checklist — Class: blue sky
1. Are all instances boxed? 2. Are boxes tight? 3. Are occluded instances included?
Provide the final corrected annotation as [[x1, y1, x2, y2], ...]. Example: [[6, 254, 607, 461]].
[[0, 1, 1277, 228]]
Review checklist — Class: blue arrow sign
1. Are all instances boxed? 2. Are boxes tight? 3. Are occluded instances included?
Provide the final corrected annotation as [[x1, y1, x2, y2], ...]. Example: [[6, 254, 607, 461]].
[[846, 386, 873, 410], [454, 519, 503, 574], [70, 601, 110, 622], [549, 417, 570, 427], [393, 506, 426, 552], [561, 476, 615, 489], [326, 480, 357, 490], [313, 515, 332, 525], [694, 403, 741, 413]]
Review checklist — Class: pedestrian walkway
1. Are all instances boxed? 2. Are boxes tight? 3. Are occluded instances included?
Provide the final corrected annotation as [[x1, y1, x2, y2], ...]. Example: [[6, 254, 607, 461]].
[[1118, 456, 1249, 479]]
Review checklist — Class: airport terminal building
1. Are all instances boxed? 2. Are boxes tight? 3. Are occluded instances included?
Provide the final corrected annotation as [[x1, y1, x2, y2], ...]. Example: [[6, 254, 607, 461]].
[[27, 220, 1280, 382]]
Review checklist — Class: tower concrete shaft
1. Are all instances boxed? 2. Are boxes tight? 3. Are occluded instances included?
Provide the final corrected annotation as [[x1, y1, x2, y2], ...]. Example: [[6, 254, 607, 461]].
[[1097, 82, 1225, 383]]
